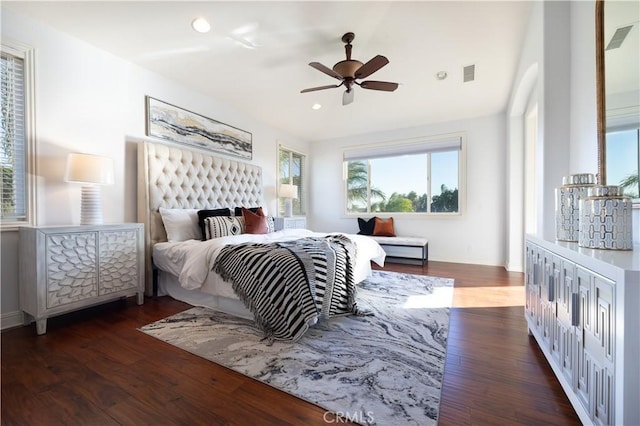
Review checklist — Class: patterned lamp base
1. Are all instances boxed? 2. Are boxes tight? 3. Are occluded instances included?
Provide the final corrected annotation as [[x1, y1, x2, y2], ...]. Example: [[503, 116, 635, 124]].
[[555, 173, 595, 241], [80, 186, 103, 225], [578, 185, 633, 250]]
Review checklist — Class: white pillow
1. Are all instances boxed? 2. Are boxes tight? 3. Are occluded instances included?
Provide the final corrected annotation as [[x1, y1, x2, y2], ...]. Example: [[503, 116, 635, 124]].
[[159, 208, 200, 242]]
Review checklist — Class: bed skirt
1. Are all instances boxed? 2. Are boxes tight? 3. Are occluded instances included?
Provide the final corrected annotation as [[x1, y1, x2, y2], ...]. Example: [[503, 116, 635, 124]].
[[157, 270, 253, 319]]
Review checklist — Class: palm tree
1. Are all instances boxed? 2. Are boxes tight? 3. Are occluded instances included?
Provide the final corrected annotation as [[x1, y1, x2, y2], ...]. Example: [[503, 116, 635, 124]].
[[346, 161, 386, 210], [618, 172, 639, 198]]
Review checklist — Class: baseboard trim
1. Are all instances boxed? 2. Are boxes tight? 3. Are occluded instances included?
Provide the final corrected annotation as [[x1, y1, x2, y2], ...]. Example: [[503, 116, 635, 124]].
[[1, 310, 25, 331]]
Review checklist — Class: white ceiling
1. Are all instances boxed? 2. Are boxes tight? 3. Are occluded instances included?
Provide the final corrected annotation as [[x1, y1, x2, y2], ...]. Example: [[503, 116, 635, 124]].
[[604, 1, 640, 97], [5, 1, 533, 142]]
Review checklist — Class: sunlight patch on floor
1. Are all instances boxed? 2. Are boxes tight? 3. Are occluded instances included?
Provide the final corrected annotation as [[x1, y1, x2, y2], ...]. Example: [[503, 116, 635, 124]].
[[402, 287, 455, 309], [452, 286, 525, 308]]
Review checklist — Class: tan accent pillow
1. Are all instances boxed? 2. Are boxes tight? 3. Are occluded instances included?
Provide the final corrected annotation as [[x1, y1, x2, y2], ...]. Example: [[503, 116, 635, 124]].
[[243, 207, 268, 234], [373, 217, 396, 237]]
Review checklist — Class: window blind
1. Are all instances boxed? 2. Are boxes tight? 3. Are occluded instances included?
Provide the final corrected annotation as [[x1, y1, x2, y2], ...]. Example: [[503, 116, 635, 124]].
[[343, 136, 462, 161], [1, 51, 27, 221]]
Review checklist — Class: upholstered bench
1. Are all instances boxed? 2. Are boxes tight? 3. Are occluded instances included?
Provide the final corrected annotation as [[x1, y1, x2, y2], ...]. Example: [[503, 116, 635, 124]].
[[369, 236, 429, 265]]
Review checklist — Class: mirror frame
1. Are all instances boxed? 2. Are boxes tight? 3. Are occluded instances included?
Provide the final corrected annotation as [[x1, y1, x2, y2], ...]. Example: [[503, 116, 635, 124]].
[[595, 0, 606, 185]]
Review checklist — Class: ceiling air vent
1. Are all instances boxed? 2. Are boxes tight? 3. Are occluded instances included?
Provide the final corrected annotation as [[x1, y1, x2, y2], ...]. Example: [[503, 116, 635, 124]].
[[463, 64, 475, 82], [606, 25, 633, 50]]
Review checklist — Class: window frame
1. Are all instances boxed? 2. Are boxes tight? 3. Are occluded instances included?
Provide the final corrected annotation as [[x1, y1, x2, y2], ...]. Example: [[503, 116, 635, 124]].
[[605, 126, 640, 202], [342, 132, 466, 217], [1, 40, 37, 230], [277, 144, 307, 217]]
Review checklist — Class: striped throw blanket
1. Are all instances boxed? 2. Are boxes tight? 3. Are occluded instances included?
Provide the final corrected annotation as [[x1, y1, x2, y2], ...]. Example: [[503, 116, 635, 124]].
[[214, 234, 370, 343]]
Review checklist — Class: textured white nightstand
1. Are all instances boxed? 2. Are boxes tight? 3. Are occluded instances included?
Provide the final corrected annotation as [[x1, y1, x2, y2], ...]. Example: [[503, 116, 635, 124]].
[[19, 223, 145, 335], [273, 216, 307, 231]]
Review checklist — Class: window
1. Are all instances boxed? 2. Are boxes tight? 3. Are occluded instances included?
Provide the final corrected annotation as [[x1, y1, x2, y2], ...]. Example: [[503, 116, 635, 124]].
[[606, 128, 639, 199], [344, 135, 463, 214], [278, 145, 306, 216], [1, 42, 35, 227]]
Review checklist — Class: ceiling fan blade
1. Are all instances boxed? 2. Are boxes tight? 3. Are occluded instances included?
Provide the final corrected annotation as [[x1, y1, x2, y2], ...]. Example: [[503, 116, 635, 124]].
[[359, 80, 399, 92], [309, 62, 344, 80], [343, 89, 354, 106], [301, 84, 342, 93], [354, 55, 389, 79]]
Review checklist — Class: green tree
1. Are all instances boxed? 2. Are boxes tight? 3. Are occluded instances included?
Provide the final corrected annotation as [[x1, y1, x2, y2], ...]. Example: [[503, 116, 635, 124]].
[[383, 192, 414, 212], [1, 165, 14, 215], [413, 193, 428, 212], [346, 161, 386, 211], [370, 201, 383, 212], [618, 172, 639, 198], [430, 184, 459, 212]]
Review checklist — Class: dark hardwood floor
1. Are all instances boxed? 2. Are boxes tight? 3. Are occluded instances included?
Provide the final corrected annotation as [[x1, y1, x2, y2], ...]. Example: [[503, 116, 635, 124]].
[[2, 262, 580, 425]]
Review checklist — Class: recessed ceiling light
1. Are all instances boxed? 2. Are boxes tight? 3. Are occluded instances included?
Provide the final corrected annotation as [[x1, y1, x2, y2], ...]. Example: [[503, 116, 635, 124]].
[[191, 18, 211, 33], [312, 103, 322, 110], [435, 71, 448, 80]]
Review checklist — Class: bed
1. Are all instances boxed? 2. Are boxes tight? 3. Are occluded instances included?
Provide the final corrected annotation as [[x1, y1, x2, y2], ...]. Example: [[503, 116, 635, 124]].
[[137, 139, 386, 325]]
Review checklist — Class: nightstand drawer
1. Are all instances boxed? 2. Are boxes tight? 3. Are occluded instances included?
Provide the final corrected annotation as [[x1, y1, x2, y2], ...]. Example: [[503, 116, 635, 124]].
[[274, 217, 307, 231]]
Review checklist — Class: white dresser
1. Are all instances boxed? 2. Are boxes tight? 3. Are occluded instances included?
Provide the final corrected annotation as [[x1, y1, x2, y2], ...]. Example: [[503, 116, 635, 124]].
[[274, 216, 307, 231], [19, 224, 145, 335], [525, 235, 639, 425]]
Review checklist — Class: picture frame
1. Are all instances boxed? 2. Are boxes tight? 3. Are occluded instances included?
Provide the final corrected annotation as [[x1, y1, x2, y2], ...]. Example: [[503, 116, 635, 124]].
[[145, 96, 252, 160]]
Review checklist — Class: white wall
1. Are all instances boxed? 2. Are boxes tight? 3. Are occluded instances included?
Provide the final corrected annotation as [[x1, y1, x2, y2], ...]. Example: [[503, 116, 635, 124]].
[[506, 1, 542, 272], [309, 114, 507, 267], [0, 8, 308, 323]]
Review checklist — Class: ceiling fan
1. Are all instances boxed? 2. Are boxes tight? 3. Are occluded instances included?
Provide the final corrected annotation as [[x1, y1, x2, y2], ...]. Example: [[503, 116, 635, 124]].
[[301, 32, 399, 106]]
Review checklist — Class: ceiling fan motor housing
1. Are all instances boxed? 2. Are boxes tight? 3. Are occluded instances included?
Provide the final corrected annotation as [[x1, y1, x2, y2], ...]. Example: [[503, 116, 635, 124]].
[[333, 60, 364, 79], [301, 31, 397, 103]]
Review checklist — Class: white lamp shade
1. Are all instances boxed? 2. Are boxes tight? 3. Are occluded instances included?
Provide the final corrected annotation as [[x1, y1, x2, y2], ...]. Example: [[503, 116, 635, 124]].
[[280, 184, 298, 199], [65, 153, 114, 185]]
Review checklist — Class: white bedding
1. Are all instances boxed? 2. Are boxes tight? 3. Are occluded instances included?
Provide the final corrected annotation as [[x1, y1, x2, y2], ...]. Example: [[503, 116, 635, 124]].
[[153, 229, 386, 301]]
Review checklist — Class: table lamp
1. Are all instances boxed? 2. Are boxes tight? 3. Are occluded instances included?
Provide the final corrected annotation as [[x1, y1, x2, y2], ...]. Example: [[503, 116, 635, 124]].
[[280, 184, 298, 217], [64, 153, 114, 225]]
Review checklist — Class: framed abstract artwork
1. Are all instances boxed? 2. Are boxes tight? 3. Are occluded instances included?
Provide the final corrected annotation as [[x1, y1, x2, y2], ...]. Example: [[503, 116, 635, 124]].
[[145, 96, 252, 159]]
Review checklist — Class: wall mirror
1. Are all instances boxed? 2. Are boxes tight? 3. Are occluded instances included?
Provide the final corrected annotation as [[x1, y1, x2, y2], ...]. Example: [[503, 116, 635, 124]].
[[597, 0, 640, 201]]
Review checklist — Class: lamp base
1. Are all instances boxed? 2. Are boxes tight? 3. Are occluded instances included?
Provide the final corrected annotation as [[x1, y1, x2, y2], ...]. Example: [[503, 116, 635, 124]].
[[80, 186, 103, 225], [284, 198, 293, 217]]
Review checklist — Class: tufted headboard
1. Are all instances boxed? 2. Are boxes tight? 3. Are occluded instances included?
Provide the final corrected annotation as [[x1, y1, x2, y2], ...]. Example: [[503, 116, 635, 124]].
[[137, 139, 263, 295]]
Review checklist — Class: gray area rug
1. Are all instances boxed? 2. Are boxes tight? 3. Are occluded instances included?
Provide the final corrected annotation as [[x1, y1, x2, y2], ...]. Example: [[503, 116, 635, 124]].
[[139, 270, 453, 426]]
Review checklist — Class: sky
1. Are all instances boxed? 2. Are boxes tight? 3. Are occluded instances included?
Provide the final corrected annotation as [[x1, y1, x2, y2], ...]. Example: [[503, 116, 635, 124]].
[[606, 129, 639, 195], [369, 151, 458, 199]]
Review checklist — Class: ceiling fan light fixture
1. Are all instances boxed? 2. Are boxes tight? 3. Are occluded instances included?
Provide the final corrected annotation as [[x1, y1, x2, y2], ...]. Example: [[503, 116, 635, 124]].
[[301, 32, 398, 106], [191, 17, 211, 34], [333, 60, 364, 78], [343, 89, 354, 106]]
